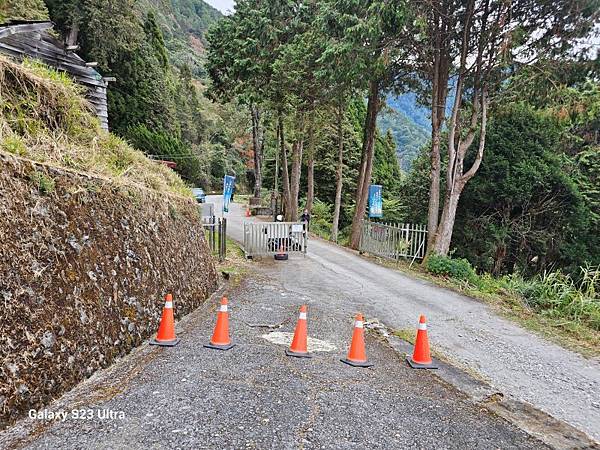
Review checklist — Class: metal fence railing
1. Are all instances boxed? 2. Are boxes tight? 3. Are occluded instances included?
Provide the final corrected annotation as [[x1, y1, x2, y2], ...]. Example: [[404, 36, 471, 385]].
[[203, 215, 227, 262], [360, 220, 427, 263], [243, 222, 307, 258]]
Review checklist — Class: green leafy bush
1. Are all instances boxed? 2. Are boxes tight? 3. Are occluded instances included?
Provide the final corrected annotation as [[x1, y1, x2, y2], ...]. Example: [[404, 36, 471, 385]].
[[470, 272, 528, 295], [425, 254, 476, 281], [310, 199, 333, 239]]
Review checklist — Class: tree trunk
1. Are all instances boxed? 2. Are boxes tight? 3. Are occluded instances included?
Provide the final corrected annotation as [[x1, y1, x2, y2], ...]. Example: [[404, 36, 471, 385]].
[[433, 183, 464, 255], [305, 122, 316, 214], [425, 6, 450, 256], [289, 137, 304, 222], [427, 128, 441, 252], [433, 91, 488, 255], [250, 104, 263, 198], [67, 22, 79, 46], [349, 79, 380, 249], [331, 102, 345, 242], [278, 113, 291, 219]]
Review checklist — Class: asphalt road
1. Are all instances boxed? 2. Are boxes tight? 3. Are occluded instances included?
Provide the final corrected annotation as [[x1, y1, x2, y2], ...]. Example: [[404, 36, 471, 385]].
[[1, 196, 596, 449], [0, 262, 545, 449], [213, 196, 600, 444]]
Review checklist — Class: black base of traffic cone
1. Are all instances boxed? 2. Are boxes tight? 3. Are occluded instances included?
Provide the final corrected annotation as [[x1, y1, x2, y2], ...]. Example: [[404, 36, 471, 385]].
[[204, 342, 235, 351], [274, 253, 289, 261], [406, 356, 438, 369], [285, 349, 313, 358], [340, 358, 373, 368], [150, 338, 180, 347]]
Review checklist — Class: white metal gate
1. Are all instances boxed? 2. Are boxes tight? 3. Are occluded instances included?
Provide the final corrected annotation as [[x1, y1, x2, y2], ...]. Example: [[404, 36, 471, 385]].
[[360, 220, 427, 262], [243, 222, 308, 258]]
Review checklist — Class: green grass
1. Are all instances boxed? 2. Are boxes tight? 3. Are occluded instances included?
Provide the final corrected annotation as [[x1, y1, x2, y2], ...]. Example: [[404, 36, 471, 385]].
[[422, 257, 600, 356], [356, 251, 600, 356], [0, 56, 191, 198], [1, 136, 27, 156]]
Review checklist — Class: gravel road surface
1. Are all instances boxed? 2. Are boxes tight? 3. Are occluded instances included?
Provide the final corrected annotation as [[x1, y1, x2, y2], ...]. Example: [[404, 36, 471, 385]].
[[213, 196, 600, 443], [0, 264, 545, 449]]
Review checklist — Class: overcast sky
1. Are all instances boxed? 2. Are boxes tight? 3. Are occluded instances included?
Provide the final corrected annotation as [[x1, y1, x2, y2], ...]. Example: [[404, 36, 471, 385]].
[[205, 0, 235, 15]]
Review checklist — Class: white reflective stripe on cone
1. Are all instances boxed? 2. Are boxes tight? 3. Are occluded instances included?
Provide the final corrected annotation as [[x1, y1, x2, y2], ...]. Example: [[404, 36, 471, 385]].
[[164, 301, 173, 309], [355, 320, 364, 328], [299, 312, 307, 320], [220, 305, 228, 312], [418, 323, 427, 330]]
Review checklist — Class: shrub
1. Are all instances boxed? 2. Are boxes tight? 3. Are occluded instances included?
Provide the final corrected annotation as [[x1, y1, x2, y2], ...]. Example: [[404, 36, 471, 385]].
[[310, 199, 333, 239], [425, 254, 477, 282]]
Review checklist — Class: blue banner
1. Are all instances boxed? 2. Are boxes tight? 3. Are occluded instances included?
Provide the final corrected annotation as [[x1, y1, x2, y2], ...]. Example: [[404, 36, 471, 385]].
[[368, 184, 383, 218], [223, 175, 236, 213]]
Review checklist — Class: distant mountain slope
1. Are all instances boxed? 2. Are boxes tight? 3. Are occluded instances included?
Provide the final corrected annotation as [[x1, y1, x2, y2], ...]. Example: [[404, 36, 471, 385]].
[[137, 0, 222, 77], [378, 106, 430, 171], [380, 91, 456, 170], [377, 93, 432, 171], [386, 93, 432, 132]]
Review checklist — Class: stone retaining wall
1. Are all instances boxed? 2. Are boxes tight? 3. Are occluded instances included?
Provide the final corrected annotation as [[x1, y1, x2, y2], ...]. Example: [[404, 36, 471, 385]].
[[0, 153, 218, 429]]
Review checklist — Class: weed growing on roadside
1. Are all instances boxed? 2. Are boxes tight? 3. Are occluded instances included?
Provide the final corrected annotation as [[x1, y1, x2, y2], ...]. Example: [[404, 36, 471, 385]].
[[28, 170, 55, 194], [423, 253, 600, 338]]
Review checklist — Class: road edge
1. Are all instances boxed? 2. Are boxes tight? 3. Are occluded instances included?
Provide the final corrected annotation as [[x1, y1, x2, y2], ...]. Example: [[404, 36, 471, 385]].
[[366, 320, 600, 450], [0, 279, 235, 450]]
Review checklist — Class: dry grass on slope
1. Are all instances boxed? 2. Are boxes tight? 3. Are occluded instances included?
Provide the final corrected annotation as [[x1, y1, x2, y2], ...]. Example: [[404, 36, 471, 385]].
[[0, 56, 190, 197]]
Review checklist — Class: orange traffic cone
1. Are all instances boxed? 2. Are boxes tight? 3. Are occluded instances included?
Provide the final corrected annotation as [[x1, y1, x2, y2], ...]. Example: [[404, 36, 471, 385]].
[[150, 294, 180, 347], [406, 315, 438, 369], [204, 297, 235, 350], [274, 243, 288, 261], [340, 313, 373, 367], [245, 207, 251, 217], [286, 305, 312, 358]]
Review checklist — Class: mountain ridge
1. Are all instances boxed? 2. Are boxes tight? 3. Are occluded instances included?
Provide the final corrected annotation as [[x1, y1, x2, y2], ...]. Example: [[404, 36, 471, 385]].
[[137, 0, 222, 77]]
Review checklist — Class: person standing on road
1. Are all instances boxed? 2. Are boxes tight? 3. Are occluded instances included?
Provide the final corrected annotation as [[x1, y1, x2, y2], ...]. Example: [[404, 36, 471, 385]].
[[300, 209, 310, 232]]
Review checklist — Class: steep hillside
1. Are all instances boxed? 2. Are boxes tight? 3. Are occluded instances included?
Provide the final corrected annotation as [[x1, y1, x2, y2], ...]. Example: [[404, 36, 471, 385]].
[[386, 93, 432, 132], [137, 0, 222, 76], [0, 56, 189, 196], [381, 92, 456, 170], [377, 106, 430, 171], [0, 0, 48, 22]]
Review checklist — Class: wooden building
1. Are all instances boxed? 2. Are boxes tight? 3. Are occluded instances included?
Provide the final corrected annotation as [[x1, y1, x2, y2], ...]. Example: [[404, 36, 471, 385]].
[[0, 20, 110, 130]]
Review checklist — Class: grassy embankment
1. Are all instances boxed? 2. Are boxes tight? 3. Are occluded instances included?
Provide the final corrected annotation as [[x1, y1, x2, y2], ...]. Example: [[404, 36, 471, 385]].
[[0, 55, 254, 283], [373, 252, 600, 357], [295, 197, 600, 356], [0, 56, 190, 197]]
